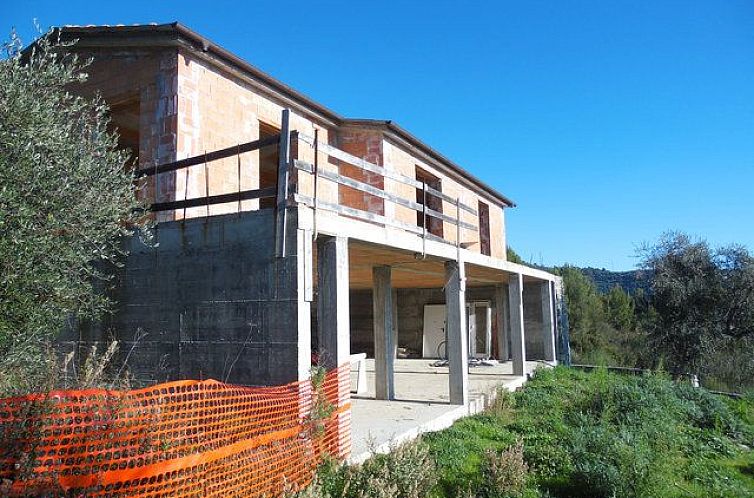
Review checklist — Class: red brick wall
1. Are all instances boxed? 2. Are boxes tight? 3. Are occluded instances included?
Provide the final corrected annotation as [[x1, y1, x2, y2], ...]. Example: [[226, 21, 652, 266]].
[[72, 48, 179, 220], [336, 128, 385, 216], [72, 44, 508, 258]]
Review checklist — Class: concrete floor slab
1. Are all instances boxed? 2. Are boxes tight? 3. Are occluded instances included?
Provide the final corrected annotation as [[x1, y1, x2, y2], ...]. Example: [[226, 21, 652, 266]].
[[348, 359, 547, 463]]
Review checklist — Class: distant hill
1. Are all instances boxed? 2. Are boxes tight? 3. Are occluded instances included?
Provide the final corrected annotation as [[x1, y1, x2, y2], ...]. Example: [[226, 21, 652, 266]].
[[579, 267, 651, 295]]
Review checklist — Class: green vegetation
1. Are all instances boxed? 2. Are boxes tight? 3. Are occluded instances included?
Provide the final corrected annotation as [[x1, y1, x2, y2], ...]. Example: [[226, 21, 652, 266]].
[[639, 233, 754, 391], [507, 247, 525, 265], [558, 265, 649, 369], [426, 367, 753, 497], [299, 368, 754, 498], [0, 31, 146, 395], [293, 441, 438, 498], [554, 232, 754, 393]]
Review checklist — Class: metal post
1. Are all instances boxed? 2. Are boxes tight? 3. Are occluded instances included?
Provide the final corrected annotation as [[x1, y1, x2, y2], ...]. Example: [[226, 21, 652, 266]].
[[313, 128, 319, 238], [203, 151, 210, 217], [182, 167, 189, 221], [422, 180, 427, 257], [275, 109, 291, 257], [236, 144, 242, 214], [456, 197, 462, 262]]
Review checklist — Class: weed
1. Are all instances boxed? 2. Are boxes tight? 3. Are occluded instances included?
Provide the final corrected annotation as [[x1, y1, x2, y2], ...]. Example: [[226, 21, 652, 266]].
[[480, 439, 528, 498]]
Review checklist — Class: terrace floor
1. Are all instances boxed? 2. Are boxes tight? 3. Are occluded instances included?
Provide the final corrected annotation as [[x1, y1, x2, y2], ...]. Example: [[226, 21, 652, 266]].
[[348, 358, 548, 463]]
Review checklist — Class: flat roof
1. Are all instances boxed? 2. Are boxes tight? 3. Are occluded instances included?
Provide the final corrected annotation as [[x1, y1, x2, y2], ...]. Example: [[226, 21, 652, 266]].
[[56, 22, 516, 208]]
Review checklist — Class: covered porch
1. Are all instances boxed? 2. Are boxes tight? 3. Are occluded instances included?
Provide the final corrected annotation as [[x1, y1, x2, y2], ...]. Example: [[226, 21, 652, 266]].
[[312, 236, 564, 459], [348, 359, 545, 463]]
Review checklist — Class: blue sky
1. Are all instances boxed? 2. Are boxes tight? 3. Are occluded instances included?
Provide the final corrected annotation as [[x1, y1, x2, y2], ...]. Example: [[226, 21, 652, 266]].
[[4, 1, 753, 270]]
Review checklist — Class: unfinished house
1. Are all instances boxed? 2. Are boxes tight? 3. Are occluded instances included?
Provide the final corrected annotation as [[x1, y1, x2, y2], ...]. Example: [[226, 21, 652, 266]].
[[57, 23, 568, 461]]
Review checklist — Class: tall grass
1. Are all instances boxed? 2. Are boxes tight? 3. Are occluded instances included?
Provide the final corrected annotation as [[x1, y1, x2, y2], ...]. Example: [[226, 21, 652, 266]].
[[294, 367, 754, 497]]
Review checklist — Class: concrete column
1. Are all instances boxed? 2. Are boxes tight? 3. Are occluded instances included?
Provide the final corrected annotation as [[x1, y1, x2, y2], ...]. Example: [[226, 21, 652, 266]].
[[541, 281, 557, 363], [316, 235, 351, 457], [445, 260, 469, 405], [317, 236, 350, 368], [508, 273, 526, 376], [484, 305, 492, 359], [294, 227, 313, 383], [495, 284, 510, 361], [373, 266, 395, 400]]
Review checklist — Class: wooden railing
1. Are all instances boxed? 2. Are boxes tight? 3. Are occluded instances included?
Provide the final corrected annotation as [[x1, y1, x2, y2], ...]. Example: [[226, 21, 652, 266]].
[[138, 110, 480, 256], [137, 134, 281, 214], [292, 130, 478, 253]]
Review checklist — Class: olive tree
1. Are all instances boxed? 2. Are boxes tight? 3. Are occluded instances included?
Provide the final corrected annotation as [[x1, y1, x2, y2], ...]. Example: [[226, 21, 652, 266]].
[[0, 30, 146, 393], [640, 232, 754, 382]]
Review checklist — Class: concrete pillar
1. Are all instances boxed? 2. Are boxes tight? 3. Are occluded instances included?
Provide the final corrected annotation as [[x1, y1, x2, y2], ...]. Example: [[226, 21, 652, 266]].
[[484, 305, 492, 359], [508, 273, 526, 376], [541, 281, 557, 363], [445, 260, 469, 405], [495, 284, 510, 361], [317, 236, 350, 368], [373, 266, 396, 400], [316, 235, 351, 457], [294, 227, 313, 383]]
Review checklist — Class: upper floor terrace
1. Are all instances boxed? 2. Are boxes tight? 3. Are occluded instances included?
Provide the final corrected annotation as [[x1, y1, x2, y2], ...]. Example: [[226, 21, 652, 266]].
[[58, 23, 530, 272]]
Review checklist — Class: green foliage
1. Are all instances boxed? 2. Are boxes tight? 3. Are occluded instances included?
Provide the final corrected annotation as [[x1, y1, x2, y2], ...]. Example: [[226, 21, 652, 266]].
[[296, 369, 753, 497], [291, 440, 438, 498], [0, 30, 146, 394], [603, 284, 635, 331], [424, 367, 754, 498], [308, 366, 336, 436], [507, 247, 524, 265], [557, 266, 648, 367], [556, 232, 753, 392], [480, 440, 529, 498], [558, 266, 607, 360], [639, 232, 754, 388], [427, 415, 519, 495]]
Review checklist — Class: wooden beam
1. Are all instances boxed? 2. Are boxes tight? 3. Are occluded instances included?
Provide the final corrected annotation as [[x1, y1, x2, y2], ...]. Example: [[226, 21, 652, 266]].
[[295, 194, 424, 236], [293, 161, 478, 231], [138, 135, 279, 177], [296, 135, 478, 215], [149, 186, 276, 212]]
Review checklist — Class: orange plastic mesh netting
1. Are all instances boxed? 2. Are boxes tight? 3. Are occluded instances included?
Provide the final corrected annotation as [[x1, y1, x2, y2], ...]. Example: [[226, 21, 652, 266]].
[[0, 364, 351, 497]]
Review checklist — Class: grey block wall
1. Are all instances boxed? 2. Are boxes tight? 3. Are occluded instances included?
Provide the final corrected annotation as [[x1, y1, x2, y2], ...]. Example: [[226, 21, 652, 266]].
[[523, 283, 546, 360], [347, 283, 548, 361], [58, 209, 308, 387], [348, 286, 497, 358]]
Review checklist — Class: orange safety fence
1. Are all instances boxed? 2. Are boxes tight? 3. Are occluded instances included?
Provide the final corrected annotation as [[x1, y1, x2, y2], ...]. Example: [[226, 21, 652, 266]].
[[0, 363, 351, 497]]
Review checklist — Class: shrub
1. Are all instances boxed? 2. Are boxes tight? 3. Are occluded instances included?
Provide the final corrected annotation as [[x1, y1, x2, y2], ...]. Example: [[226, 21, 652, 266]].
[[481, 439, 528, 498], [489, 388, 515, 421], [293, 439, 437, 498], [353, 440, 437, 498], [0, 29, 148, 396], [674, 383, 744, 437], [568, 424, 664, 498]]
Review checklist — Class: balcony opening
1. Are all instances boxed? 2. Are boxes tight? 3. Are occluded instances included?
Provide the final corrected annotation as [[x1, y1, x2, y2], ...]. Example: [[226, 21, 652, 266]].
[[259, 122, 279, 209], [478, 200, 491, 256], [415, 167, 444, 238], [108, 97, 140, 169]]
